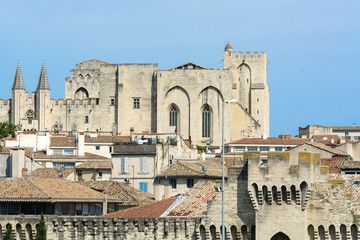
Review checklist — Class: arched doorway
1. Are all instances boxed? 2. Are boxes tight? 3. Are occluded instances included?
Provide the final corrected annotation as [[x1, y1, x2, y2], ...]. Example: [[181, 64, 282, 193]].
[[271, 232, 290, 240]]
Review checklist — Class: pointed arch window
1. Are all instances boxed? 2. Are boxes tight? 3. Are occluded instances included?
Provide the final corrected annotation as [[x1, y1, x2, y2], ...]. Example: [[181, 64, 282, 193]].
[[202, 105, 211, 138], [169, 105, 178, 132], [25, 110, 34, 125]]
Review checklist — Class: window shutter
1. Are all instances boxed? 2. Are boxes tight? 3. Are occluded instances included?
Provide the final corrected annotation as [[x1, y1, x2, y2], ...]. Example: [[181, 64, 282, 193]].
[[140, 157, 144, 173], [143, 157, 148, 173], [124, 157, 128, 173]]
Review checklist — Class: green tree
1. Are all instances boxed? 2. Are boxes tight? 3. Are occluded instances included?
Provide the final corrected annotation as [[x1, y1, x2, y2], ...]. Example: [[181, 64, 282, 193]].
[[35, 214, 47, 240], [0, 122, 17, 139], [4, 224, 14, 240]]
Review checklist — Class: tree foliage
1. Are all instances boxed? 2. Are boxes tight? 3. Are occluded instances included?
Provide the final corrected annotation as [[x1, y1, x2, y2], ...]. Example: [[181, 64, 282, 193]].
[[0, 122, 17, 139], [4, 224, 14, 240], [35, 214, 47, 240]]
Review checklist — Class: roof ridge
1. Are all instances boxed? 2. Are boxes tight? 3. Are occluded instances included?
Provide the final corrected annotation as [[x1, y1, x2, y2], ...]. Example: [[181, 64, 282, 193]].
[[23, 177, 49, 199], [177, 161, 205, 175]]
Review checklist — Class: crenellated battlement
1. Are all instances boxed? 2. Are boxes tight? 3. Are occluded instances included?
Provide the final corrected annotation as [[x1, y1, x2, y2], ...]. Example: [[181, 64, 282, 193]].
[[225, 50, 267, 59], [50, 98, 100, 107], [246, 152, 327, 211], [0, 99, 11, 107]]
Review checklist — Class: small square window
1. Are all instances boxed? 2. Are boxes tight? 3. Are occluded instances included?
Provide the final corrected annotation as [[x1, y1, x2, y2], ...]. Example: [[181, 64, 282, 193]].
[[95, 146, 100, 150], [133, 98, 140, 109], [85, 116, 89, 123], [110, 99, 115, 105]]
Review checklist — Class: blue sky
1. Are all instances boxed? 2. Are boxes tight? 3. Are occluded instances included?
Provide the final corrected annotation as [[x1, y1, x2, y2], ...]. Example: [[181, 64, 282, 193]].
[[1, 0, 359, 137]]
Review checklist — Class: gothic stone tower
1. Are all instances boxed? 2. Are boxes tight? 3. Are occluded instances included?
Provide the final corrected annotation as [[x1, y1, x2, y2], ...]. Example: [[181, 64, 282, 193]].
[[35, 61, 51, 131]]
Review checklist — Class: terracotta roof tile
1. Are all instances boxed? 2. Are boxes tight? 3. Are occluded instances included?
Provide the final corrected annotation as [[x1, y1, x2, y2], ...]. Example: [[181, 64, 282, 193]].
[[101, 180, 216, 218], [339, 161, 360, 170], [79, 181, 154, 206], [306, 142, 349, 156], [50, 137, 76, 147], [76, 161, 111, 169], [228, 137, 310, 145], [321, 158, 348, 174], [113, 145, 157, 154], [85, 136, 130, 144], [158, 161, 224, 178], [166, 181, 216, 217], [0, 178, 119, 202], [101, 196, 179, 218], [312, 135, 341, 145], [32, 152, 108, 160], [28, 167, 75, 178]]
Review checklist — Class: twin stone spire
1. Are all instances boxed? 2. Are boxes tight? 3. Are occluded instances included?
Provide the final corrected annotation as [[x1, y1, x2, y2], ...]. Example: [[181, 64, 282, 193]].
[[12, 61, 50, 91]]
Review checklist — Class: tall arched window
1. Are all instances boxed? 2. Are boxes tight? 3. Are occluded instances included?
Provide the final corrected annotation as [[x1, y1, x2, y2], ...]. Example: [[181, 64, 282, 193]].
[[169, 105, 178, 132], [202, 104, 211, 138]]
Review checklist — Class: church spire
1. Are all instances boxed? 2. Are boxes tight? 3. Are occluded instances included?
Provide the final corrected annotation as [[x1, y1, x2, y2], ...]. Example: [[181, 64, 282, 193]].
[[12, 61, 25, 90], [37, 61, 50, 90]]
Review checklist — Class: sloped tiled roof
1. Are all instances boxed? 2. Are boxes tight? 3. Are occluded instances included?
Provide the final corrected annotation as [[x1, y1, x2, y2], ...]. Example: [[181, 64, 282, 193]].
[[32, 152, 108, 160], [28, 167, 75, 178], [339, 161, 360, 170], [50, 137, 76, 147], [113, 145, 156, 154], [102, 196, 179, 218], [85, 136, 130, 144], [306, 142, 349, 156], [321, 158, 348, 174], [0, 178, 119, 202], [76, 161, 111, 169], [101, 180, 216, 218], [79, 181, 154, 206], [166, 181, 216, 217], [332, 126, 360, 131], [158, 161, 224, 178], [228, 137, 310, 145], [312, 135, 341, 145], [0, 178, 47, 201]]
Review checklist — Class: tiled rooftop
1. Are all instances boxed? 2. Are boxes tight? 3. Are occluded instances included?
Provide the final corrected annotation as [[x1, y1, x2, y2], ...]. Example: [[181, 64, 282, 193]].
[[312, 135, 341, 145], [0, 178, 120, 202], [101, 196, 179, 218], [28, 167, 75, 179], [32, 152, 108, 160], [85, 135, 130, 144], [227, 137, 310, 145], [306, 142, 349, 156], [79, 181, 154, 206], [76, 160, 111, 169], [50, 137, 76, 148], [321, 158, 348, 174], [158, 161, 224, 178], [166, 180, 216, 217], [113, 144, 157, 154], [101, 180, 216, 218]]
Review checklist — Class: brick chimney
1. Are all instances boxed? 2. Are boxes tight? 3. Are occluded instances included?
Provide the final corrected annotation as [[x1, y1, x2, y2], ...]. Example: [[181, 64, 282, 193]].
[[22, 168, 28, 177]]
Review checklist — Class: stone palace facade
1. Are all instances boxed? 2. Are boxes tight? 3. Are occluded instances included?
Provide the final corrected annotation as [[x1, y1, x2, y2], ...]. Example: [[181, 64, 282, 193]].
[[0, 43, 269, 146]]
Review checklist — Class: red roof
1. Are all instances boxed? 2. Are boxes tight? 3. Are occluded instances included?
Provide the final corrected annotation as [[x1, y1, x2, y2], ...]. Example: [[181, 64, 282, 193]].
[[321, 157, 349, 174], [101, 196, 179, 218]]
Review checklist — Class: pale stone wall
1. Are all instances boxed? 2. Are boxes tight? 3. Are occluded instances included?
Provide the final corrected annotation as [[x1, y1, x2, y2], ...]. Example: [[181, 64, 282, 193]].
[[112, 155, 156, 193], [7, 45, 270, 148]]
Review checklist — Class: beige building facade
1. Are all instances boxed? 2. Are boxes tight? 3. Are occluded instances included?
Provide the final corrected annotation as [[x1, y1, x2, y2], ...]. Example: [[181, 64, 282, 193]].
[[0, 43, 269, 147]]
